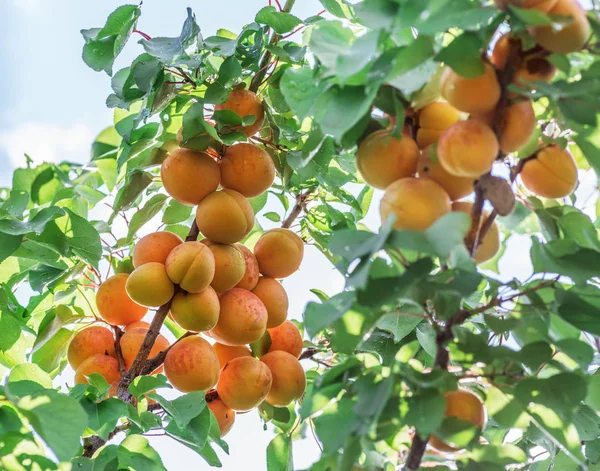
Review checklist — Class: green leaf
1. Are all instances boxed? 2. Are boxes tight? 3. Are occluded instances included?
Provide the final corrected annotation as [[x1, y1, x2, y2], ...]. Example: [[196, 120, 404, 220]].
[[256, 6, 302, 34], [468, 443, 528, 466], [147, 391, 206, 428], [113, 170, 153, 212], [557, 286, 600, 336], [7, 363, 53, 397], [64, 208, 102, 268], [376, 313, 422, 342], [117, 435, 166, 471], [0, 206, 64, 235], [318, 0, 354, 19], [264, 212, 281, 222], [304, 291, 356, 338], [313, 397, 360, 452], [266, 433, 293, 471], [0, 232, 21, 263], [126, 194, 168, 241], [1, 190, 29, 218], [280, 67, 319, 120], [436, 416, 481, 450], [31, 328, 73, 373], [218, 56, 242, 87], [162, 199, 193, 225], [436, 32, 485, 78], [129, 375, 171, 399], [141, 8, 199, 64], [82, 397, 128, 441], [0, 312, 21, 351], [405, 389, 446, 436]]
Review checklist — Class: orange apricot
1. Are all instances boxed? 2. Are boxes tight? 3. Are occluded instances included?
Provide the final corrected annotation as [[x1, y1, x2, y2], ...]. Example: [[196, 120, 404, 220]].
[[251, 277, 288, 328], [75, 354, 120, 385], [96, 274, 148, 326], [416, 102, 462, 149], [417, 149, 475, 201], [210, 288, 268, 346], [213, 343, 252, 369], [235, 244, 260, 290], [132, 231, 183, 268], [260, 351, 306, 407], [530, 0, 590, 54], [164, 336, 220, 392], [214, 88, 265, 137], [126, 263, 175, 308], [207, 395, 235, 437], [520, 145, 578, 198], [494, 0, 558, 11], [220, 143, 276, 197], [498, 100, 536, 153], [170, 287, 220, 332], [124, 321, 151, 332], [203, 241, 246, 292], [253, 228, 304, 278], [380, 178, 451, 231], [120, 327, 170, 371], [217, 356, 273, 411], [267, 320, 303, 358], [165, 241, 215, 293], [452, 202, 501, 264], [196, 189, 254, 244], [441, 63, 501, 114], [67, 326, 116, 370]]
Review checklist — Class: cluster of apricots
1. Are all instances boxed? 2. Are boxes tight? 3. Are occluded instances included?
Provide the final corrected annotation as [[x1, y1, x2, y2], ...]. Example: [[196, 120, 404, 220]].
[[359, 0, 585, 266], [67, 88, 308, 437]]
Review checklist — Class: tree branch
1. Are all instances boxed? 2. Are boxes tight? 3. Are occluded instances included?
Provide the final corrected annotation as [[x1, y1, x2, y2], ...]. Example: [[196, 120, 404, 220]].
[[112, 326, 127, 377], [282, 188, 314, 228]]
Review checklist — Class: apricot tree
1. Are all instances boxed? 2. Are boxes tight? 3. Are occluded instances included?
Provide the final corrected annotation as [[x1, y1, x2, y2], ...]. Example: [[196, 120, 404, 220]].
[[2, 0, 600, 470]]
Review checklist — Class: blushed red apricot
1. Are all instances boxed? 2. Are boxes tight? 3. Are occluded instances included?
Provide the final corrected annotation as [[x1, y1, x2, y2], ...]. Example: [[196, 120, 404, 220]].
[[417, 149, 475, 202], [213, 343, 252, 369], [96, 274, 148, 326], [254, 228, 304, 279], [214, 88, 265, 137], [202, 241, 246, 292], [530, 0, 590, 54], [120, 327, 170, 371], [267, 320, 303, 358], [207, 395, 235, 437], [165, 241, 215, 293], [251, 277, 288, 328], [235, 244, 260, 290], [196, 189, 255, 244], [75, 354, 120, 385], [520, 145, 578, 198], [170, 287, 220, 332], [68, 326, 116, 370], [164, 336, 220, 392], [220, 143, 275, 197], [416, 102, 462, 149], [260, 351, 306, 407], [452, 202, 501, 264], [441, 63, 501, 114], [217, 356, 273, 411], [132, 231, 183, 268], [126, 263, 175, 308], [124, 321, 151, 332]]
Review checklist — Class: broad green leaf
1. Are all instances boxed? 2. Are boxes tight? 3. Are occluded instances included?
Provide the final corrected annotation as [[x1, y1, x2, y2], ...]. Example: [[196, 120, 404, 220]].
[[147, 391, 206, 428], [266, 433, 293, 471], [82, 397, 128, 441], [117, 434, 166, 471], [436, 32, 485, 78], [256, 7, 302, 34], [113, 170, 153, 213], [64, 208, 102, 268], [126, 194, 169, 241], [0, 206, 64, 235]]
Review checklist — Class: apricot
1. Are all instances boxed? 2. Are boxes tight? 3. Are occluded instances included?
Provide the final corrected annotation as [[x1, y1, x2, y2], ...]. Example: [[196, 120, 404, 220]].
[[452, 202, 500, 264], [203, 241, 246, 292], [164, 336, 220, 392], [254, 228, 304, 278], [160, 148, 221, 206], [132, 231, 183, 268], [251, 277, 288, 328], [126, 263, 175, 308], [75, 354, 120, 385], [120, 327, 170, 371], [217, 356, 273, 411], [235, 244, 260, 290], [380, 178, 451, 231], [220, 143, 276, 197], [196, 189, 254, 244], [520, 145, 578, 198], [124, 321, 150, 331], [170, 287, 220, 332], [260, 351, 306, 407], [355, 130, 419, 189], [67, 326, 116, 370], [530, 0, 590, 54], [440, 63, 501, 114], [498, 100, 536, 153], [207, 395, 235, 437], [213, 343, 252, 369], [165, 241, 215, 293], [416, 102, 462, 149], [96, 274, 148, 326], [267, 320, 303, 358], [437, 121, 499, 178], [210, 288, 268, 346], [430, 389, 487, 453], [494, 0, 557, 11], [417, 149, 475, 201], [214, 88, 265, 137]]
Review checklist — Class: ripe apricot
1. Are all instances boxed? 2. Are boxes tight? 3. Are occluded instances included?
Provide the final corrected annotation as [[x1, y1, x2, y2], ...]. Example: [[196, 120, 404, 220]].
[[220, 143, 275, 197], [210, 288, 268, 346], [203, 241, 246, 292], [75, 354, 120, 385], [254, 228, 304, 278], [251, 277, 288, 328], [417, 150, 475, 201], [260, 351, 306, 407], [161, 148, 220, 206], [170, 287, 220, 332], [164, 336, 220, 392], [355, 130, 419, 189], [67, 326, 116, 370], [124, 321, 151, 331], [165, 241, 215, 293], [520, 145, 578, 198], [498, 100, 536, 154], [530, 0, 590, 54], [207, 395, 235, 437], [430, 389, 487, 453], [441, 63, 501, 114], [217, 356, 273, 411], [132, 231, 183, 268], [235, 244, 260, 290], [437, 121, 499, 178], [126, 263, 175, 308], [213, 343, 252, 369], [452, 202, 500, 264], [416, 102, 462, 149], [267, 320, 303, 358], [494, 0, 557, 11], [96, 274, 148, 326], [120, 327, 170, 371], [380, 178, 451, 231], [196, 189, 254, 244], [214, 88, 265, 137]]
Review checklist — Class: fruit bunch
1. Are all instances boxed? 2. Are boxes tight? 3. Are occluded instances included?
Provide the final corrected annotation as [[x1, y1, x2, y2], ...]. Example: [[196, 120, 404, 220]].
[[358, 0, 585, 266], [66, 88, 307, 438]]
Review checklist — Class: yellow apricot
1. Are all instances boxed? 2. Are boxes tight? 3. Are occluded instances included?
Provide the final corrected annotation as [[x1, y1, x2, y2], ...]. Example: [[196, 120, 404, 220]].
[[170, 287, 220, 332], [260, 351, 306, 407], [165, 241, 215, 293], [254, 228, 304, 278], [452, 202, 501, 264], [417, 148, 474, 202], [196, 189, 255, 244], [437, 121, 499, 178], [251, 277, 288, 328], [164, 336, 220, 392], [520, 145, 578, 198], [120, 327, 170, 371], [67, 326, 116, 370], [75, 354, 120, 385], [235, 244, 260, 290], [441, 63, 501, 114], [355, 130, 419, 189], [380, 178, 451, 231], [494, 0, 557, 11], [213, 343, 252, 369], [96, 274, 148, 326], [220, 143, 276, 197], [214, 88, 265, 137], [126, 263, 175, 308], [210, 288, 268, 346], [217, 356, 273, 411], [416, 102, 462, 149], [207, 395, 235, 437], [202, 241, 246, 292], [124, 321, 151, 331], [530, 0, 590, 54], [267, 320, 303, 358], [160, 148, 221, 206], [132, 231, 183, 268]]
